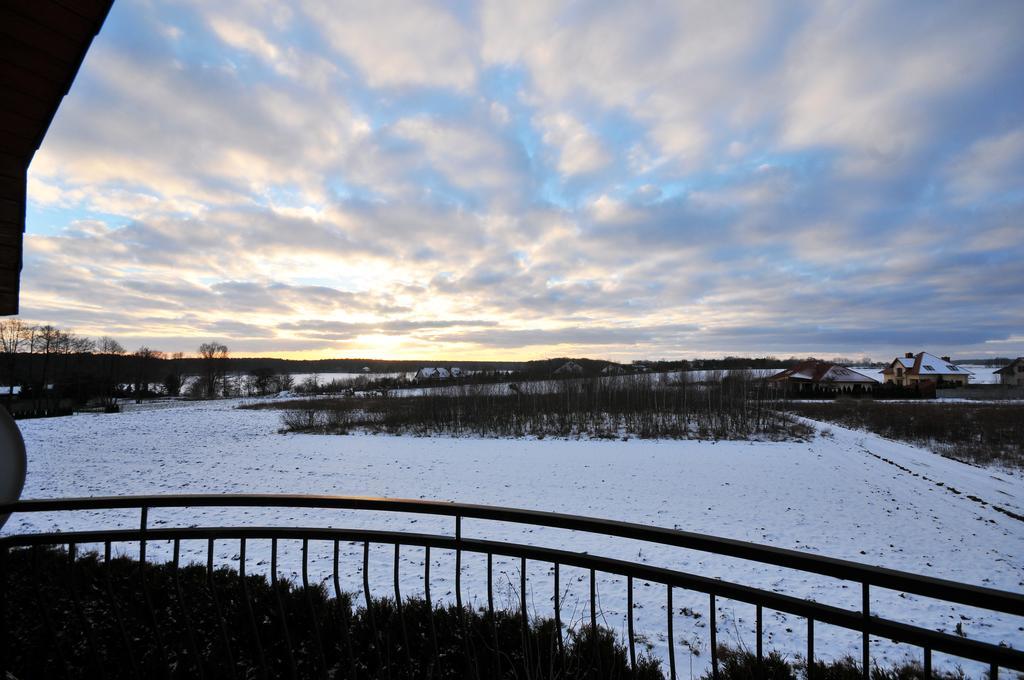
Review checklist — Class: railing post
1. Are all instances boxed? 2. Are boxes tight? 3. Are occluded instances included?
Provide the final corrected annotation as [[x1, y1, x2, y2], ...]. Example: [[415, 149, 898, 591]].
[[0, 545, 7, 678], [302, 538, 327, 680], [554, 561, 563, 660], [207, 538, 237, 680], [331, 540, 355, 680], [590, 568, 599, 676], [756, 603, 763, 678], [667, 585, 677, 680], [710, 593, 718, 680], [138, 506, 169, 680], [488, 552, 500, 677], [627, 575, 636, 673], [425, 545, 439, 677], [455, 515, 462, 611], [807, 618, 815, 680], [520, 556, 528, 634], [240, 538, 268, 679], [104, 541, 142, 680], [862, 582, 870, 679], [173, 539, 204, 680], [139, 506, 148, 571], [394, 543, 411, 669]]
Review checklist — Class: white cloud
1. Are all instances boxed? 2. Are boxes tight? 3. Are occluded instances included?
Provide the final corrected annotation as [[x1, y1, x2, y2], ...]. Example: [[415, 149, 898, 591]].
[[944, 128, 1024, 205], [779, 2, 1021, 174], [208, 15, 280, 62], [536, 112, 609, 176], [484, 1, 770, 169], [390, 116, 524, 199], [300, 0, 477, 90]]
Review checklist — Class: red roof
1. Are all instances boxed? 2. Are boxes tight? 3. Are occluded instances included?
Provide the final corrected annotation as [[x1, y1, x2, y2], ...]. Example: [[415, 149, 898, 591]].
[[768, 361, 877, 384]]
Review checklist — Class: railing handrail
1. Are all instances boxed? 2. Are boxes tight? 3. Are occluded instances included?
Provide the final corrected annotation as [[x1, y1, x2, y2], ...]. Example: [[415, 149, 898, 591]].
[[3, 493, 1022, 616]]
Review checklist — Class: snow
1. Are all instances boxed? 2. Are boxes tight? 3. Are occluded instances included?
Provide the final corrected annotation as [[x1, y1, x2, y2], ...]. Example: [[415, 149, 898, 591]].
[[5, 400, 1022, 675], [915, 354, 973, 375], [854, 365, 1000, 385], [820, 366, 878, 383]]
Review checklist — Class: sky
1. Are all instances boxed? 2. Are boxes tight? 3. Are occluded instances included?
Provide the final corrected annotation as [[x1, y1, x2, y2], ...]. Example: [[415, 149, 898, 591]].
[[22, 0, 1024, 361]]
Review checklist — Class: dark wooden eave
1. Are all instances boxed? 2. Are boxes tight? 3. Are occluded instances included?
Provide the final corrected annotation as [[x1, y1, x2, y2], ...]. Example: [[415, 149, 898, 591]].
[[0, 0, 114, 315]]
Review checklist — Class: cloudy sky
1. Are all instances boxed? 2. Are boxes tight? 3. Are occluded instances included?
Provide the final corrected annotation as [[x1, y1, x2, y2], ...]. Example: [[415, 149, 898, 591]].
[[24, 0, 1024, 360]]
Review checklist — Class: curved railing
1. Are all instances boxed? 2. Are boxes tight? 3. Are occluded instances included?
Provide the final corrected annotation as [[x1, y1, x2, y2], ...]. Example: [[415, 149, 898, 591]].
[[1, 494, 1022, 678]]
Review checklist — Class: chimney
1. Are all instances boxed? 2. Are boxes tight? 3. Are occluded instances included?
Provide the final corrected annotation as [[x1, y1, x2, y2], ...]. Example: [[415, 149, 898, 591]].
[[905, 352, 914, 358], [941, 356, 951, 362]]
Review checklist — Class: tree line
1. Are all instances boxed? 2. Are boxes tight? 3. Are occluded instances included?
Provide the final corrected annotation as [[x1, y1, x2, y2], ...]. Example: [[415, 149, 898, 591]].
[[0, 320, 285, 413]]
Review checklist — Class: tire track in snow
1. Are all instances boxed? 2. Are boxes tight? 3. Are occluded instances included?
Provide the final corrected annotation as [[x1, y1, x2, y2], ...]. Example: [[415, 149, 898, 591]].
[[856, 445, 1024, 524]]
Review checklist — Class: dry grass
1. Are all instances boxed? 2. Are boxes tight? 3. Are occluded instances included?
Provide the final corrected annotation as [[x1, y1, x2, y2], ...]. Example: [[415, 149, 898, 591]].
[[787, 401, 1024, 468], [246, 375, 811, 441]]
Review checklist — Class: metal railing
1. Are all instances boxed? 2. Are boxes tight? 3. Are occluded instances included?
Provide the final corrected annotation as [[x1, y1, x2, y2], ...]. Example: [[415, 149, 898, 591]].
[[1, 493, 1022, 679]]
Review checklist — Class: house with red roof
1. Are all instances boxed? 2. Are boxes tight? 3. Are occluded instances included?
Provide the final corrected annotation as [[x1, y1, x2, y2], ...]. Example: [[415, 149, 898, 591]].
[[767, 361, 878, 393]]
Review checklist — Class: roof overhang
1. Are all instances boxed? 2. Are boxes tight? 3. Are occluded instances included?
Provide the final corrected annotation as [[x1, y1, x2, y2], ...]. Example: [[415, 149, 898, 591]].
[[0, 0, 114, 315]]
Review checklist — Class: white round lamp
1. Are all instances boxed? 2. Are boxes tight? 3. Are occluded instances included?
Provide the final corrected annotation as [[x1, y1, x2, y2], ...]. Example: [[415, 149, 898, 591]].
[[0, 407, 26, 530]]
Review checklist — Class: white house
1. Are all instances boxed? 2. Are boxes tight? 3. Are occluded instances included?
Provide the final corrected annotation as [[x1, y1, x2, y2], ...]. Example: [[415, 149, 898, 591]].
[[881, 352, 971, 387], [414, 367, 449, 380], [414, 367, 465, 381], [554, 361, 584, 375]]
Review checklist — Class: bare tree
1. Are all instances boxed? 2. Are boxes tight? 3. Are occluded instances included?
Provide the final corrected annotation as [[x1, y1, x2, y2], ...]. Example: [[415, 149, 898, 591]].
[[198, 342, 229, 398], [163, 351, 185, 397], [31, 325, 62, 397], [96, 337, 126, 406], [0, 319, 33, 401], [132, 347, 163, 395]]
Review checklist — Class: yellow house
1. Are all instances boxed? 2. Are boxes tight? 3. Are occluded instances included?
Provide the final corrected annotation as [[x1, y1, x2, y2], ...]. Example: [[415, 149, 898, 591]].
[[881, 352, 971, 387]]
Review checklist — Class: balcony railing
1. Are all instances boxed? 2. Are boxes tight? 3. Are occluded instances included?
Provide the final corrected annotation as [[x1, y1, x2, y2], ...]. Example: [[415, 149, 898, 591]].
[[1, 494, 1022, 678]]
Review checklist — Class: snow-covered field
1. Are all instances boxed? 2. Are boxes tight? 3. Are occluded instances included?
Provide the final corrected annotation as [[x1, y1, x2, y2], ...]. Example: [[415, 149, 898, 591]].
[[7, 399, 1023, 675]]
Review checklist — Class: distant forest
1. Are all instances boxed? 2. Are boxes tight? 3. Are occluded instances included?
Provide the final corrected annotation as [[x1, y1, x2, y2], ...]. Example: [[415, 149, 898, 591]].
[[1, 319, 1007, 415]]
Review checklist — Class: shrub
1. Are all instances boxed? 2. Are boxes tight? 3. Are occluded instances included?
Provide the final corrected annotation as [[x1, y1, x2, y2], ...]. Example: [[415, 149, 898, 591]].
[[262, 374, 811, 441], [3, 545, 661, 679], [787, 402, 1024, 468]]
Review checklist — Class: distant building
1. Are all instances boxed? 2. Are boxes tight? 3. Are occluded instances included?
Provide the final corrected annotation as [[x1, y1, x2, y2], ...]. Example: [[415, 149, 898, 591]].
[[995, 358, 1024, 386], [601, 363, 626, 375], [415, 367, 450, 380], [554, 360, 584, 376], [881, 352, 971, 387], [767, 361, 878, 393], [414, 367, 465, 381]]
